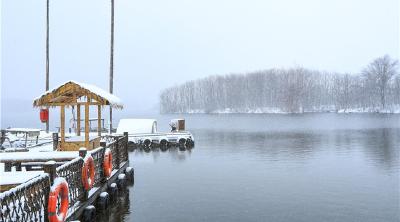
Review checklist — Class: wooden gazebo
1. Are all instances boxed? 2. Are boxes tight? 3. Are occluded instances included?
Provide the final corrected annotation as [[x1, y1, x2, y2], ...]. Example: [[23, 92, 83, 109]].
[[33, 80, 123, 151]]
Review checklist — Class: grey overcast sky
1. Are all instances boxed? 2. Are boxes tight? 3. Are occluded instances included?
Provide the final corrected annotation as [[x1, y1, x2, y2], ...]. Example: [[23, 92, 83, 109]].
[[1, 0, 399, 127]]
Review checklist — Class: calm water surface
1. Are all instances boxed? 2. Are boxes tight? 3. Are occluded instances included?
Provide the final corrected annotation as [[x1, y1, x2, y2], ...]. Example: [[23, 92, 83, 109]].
[[101, 114, 400, 222]]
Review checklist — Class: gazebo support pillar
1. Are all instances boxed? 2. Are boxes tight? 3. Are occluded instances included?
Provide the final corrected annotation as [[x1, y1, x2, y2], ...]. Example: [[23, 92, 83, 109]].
[[98, 105, 102, 136], [60, 105, 65, 148], [77, 104, 81, 136], [85, 100, 89, 148]]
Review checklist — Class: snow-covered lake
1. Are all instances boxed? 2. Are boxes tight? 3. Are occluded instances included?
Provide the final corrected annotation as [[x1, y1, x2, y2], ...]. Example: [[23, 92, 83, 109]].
[[95, 113, 399, 222]]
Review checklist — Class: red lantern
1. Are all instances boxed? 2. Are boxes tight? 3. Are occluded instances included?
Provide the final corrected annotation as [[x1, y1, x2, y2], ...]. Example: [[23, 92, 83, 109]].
[[40, 109, 49, 123]]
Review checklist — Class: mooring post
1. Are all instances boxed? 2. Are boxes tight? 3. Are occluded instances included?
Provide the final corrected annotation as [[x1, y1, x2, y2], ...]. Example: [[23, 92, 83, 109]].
[[79, 148, 89, 201], [52, 132, 58, 151]]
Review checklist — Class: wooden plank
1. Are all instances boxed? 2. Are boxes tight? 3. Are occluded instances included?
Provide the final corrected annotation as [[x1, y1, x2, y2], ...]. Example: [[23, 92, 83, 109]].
[[39, 101, 105, 106], [98, 105, 102, 136], [77, 104, 81, 136], [85, 99, 90, 148], [61, 105, 65, 144]]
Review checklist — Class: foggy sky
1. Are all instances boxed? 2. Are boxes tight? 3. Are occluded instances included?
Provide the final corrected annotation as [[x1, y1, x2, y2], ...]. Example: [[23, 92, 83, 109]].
[[1, 0, 399, 127]]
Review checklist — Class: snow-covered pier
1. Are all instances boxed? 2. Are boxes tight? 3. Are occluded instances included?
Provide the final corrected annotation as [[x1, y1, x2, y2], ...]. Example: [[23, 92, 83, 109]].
[[0, 81, 195, 222], [0, 81, 135, 222], [0, 134, 133, 222], [116, 119, 195, 151]]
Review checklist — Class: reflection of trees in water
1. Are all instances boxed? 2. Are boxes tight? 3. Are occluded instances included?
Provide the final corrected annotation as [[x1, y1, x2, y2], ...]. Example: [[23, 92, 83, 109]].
[[167, 147, 193, 162], [332, 128, 399, 169], [96, 189, 131, 222], [361, 128, 399, 169], [196, 128, 399, 169], [198, 129, 324, 160]]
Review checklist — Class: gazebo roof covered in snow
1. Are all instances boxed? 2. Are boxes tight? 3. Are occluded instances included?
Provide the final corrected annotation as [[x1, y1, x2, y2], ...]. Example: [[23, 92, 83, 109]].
[[33, 80, 123, 108]]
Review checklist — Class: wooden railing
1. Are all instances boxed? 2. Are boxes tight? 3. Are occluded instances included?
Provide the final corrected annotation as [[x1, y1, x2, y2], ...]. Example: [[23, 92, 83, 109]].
[[0, 133, 129, 222]]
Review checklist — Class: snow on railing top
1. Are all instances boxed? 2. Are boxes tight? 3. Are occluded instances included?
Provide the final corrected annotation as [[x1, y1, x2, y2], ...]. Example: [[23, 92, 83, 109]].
[[0, 173, 49, 200]]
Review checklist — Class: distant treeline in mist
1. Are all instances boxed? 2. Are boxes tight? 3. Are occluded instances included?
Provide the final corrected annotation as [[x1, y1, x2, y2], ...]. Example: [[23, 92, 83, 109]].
[[160, 55, 400, 113]]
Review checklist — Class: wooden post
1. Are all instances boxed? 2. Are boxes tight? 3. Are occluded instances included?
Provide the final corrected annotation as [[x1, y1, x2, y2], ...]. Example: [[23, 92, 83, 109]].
[[115, 137, 120, 168], [43, 160, 57, 185], [98, 105, 102, 136], [77, 104, 81, 136], [43, 160, 56, 222], [79, 148, 88, 201], [4, 163, 12, 172], [45, 0, 50, 134], [60, 105, 65, 148], [24, 132, 28, 148], [124, 132, 129, 162], [52, 132, 58, 150], [85, 100, 90, 148], [100, 142, 107, 182], [1, 130, 6, 146], [109, 0, 115, 134], [79, 147, 87, 158]]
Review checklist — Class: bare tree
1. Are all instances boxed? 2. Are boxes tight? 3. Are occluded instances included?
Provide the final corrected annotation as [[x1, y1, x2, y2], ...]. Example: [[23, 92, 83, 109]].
[[362, 55, 399, 109], [160, 56, 400, 113]]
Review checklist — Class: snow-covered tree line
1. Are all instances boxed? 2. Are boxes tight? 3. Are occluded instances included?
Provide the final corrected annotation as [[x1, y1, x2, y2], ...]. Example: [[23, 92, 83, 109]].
[[160, 55, 400, 113]]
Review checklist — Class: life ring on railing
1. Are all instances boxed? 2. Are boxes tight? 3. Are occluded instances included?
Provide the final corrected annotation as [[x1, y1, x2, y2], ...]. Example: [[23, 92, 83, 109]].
[[103, 148, 113, 177], [48, 177, 69, 222], [82, 155, 95, 190]]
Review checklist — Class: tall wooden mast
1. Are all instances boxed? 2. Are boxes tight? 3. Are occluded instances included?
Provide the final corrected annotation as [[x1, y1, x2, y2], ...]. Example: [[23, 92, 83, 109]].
[[45, 0, 50, 133], [109, 0, 115, 133]]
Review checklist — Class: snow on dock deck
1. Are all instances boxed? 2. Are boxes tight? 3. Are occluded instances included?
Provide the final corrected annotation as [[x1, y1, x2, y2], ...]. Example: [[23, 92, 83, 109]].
[[116, 119, 157, 134], [65, 136, 99, 142], [0, 151, 78, 162], [6, 128, 41, 133], [0, 171, 44, 185]]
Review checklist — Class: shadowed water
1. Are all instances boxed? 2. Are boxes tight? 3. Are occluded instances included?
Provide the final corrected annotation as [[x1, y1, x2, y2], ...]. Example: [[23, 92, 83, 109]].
[[99, 114, 400, 222]]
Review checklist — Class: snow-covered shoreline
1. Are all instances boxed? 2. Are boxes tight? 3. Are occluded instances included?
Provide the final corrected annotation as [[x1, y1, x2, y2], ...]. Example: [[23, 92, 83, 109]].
[[169, 106, 400, 114]]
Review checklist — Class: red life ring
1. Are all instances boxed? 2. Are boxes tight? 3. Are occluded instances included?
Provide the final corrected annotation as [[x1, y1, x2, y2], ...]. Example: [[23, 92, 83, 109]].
[[48, 177, 69, 222], [82, 155, 95, 190], [103, 148, 113, 177]]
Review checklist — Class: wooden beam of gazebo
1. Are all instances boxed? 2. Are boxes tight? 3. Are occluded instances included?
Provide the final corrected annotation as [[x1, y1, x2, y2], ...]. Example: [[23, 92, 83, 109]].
[[33, 80, 123, 150]]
